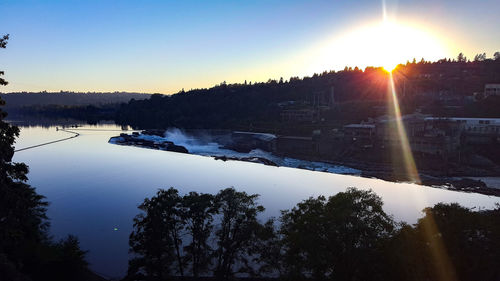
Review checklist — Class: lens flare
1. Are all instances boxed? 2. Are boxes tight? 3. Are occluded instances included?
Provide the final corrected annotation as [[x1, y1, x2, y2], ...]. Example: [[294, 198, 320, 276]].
[[387, 73, 420, 183], [387, 72, 457, 281]]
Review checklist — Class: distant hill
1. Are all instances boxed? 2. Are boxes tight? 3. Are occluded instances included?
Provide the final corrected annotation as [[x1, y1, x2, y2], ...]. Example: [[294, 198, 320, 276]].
[[0, 91, 152, 109], [115, 58, 500, 131]]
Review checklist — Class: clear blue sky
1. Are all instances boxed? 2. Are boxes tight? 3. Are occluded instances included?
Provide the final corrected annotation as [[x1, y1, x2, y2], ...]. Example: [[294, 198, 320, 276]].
[[1, 0, 499, 93]]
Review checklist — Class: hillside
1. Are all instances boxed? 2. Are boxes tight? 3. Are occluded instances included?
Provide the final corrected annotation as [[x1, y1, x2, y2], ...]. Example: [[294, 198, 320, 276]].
[[0, 91, 151, 109], [115, 59, 500, 131]]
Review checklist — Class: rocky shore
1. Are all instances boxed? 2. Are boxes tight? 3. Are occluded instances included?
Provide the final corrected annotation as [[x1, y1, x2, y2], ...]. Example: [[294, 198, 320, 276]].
[[109, 130, 500, 197], [108, 131, 359, 173], [330, 161, 499, 196], [213, 155, 278, 166], [109, 132, 189, 153], [304, 158, 500, 196]]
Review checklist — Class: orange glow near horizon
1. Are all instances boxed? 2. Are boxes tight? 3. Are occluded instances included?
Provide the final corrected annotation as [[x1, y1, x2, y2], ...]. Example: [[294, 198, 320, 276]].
[[383, 65, 397, 73]]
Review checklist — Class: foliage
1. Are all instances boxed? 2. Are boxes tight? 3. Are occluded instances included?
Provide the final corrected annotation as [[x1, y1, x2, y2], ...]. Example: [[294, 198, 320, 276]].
[[182, 192, 216, 277], [279, 188, 394, 280], [213, 188, 265, 278], [0, 32, 48, 281], [127, 187, 500, 281], [128, 188, 184, 280], [5, 52, 499, 131], [31, 235, 90, 281], [127, 187, 266, 280], [8, 104, 121, 125], [387, 203, 500, 281], [495, 51, 500, 61], [115, 57, 500, 132], [0, 34, 8, 86], [246, 218, 284, 277], [0, 33, 90, 281]]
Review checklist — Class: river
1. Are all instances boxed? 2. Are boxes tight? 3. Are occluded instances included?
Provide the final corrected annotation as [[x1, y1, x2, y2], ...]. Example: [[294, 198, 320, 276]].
[[12, 124, 500, 279]]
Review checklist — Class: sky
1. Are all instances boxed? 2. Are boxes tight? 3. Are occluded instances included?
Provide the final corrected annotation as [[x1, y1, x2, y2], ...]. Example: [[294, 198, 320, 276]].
[[0, 0, 499, 94]]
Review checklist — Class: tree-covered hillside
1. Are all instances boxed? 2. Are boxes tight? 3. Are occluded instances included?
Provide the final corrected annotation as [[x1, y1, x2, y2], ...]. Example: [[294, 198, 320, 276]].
[[116, 55, 500, 131]]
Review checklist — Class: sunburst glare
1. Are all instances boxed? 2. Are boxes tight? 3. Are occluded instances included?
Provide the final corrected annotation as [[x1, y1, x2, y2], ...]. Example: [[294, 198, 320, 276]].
[[387, 71, 458, 281], [308, 20, 448, 74], [387, 72, 420, 183]]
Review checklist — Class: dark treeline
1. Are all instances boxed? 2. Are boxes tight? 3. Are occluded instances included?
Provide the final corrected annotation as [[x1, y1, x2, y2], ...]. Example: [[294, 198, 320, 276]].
[[1, 91, 151, 125], [5, 54, 500, 132], [0, 91, 151, 108], [9, 104, 120, 125], [115, 54, 500, 131], [1, 34, 97, 281], [125, 187, 500, 281]]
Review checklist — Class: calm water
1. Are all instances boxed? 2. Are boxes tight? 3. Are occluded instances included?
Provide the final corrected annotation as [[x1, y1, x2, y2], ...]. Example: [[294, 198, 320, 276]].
[[12, 124, 500, 279]]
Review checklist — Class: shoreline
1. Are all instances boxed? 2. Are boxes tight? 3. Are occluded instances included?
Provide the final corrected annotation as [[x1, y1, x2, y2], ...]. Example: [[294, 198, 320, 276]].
[[275, 155, 500, 196], [109, 131, 500, 197]]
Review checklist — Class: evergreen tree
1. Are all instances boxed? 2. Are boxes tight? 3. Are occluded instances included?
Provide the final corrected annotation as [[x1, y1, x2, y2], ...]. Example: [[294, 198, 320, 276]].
[[0, 33, 90, 281]]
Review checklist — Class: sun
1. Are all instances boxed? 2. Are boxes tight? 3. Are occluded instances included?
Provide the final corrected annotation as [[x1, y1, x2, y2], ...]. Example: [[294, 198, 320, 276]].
[[309, 20, 448, 73], [375, 21, 433, 72], [383, 63, 398, 73], [364, 21, 447, 71]]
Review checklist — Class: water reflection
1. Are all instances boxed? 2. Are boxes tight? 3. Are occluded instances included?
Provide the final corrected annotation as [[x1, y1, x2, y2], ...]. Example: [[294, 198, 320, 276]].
[[13, 125, 500, 278]]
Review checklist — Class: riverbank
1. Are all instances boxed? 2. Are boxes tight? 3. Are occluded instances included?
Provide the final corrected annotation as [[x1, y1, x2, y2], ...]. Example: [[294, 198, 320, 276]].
[[109, 130, 361, 175], [274, 154, 500, 196], [109, 130, 500, 197]]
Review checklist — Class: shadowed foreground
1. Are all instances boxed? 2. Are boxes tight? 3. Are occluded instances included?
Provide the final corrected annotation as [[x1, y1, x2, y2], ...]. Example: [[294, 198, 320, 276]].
[[124, 187, 500, 281]]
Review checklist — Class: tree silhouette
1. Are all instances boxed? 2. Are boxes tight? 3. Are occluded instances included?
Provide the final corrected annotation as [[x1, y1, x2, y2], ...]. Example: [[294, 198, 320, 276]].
[[213, 188, 265, 278], [0, 33, 90, 281], [127, 187, 266, 280], [0, 34, 8, 86], [494, 51, 500, 61], [249, 218, 284, 276], [417, 203, 499, 281], [457, 52, 466, 62], [182, 192, 216, 277], [279, 188, 394, 280], [473, 53, 486, 62], [129, 188, 185, 280], [0, 32, 48, 280], [126, 187, 500, 281], [42, 235, 90, 281], [387, 203, 500, 281]]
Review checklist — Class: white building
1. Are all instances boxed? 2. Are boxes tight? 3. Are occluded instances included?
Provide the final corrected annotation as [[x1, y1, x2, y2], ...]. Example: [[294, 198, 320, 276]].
[[425, 117, 500, 135], [484, 84, 500, 97]]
